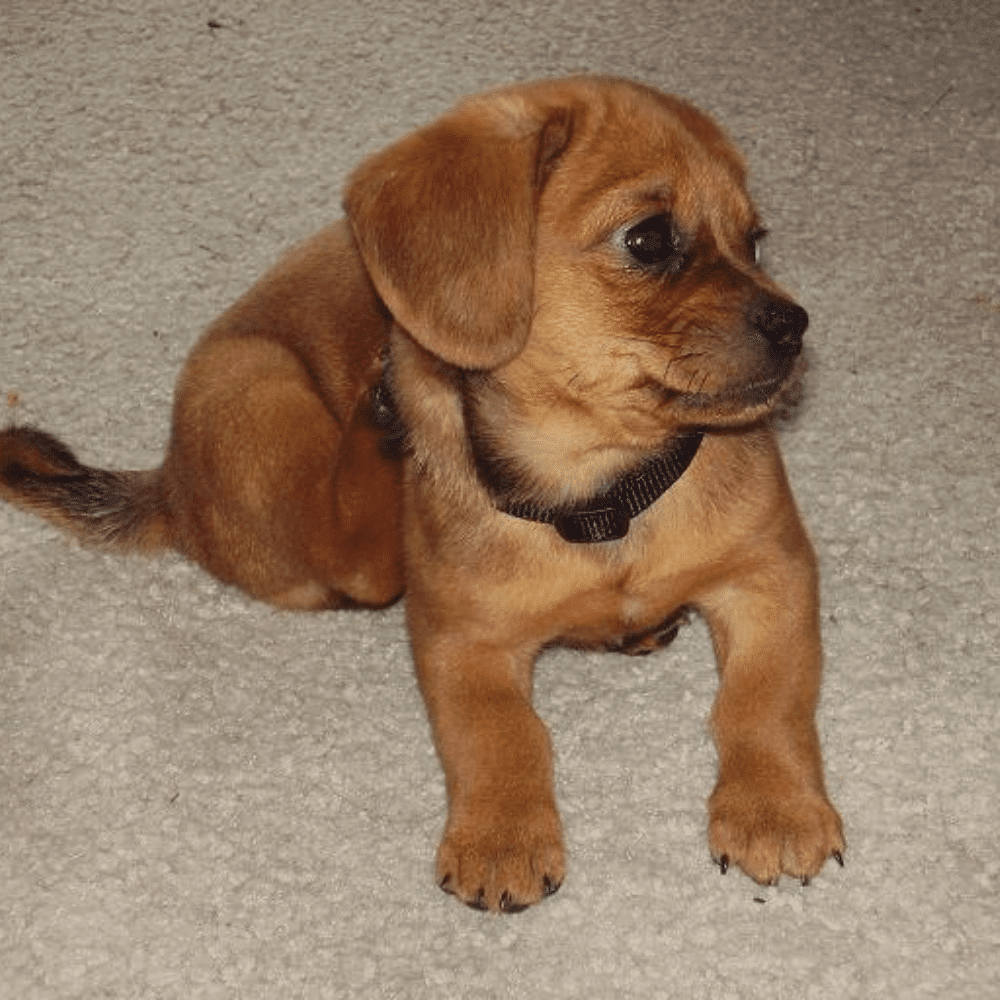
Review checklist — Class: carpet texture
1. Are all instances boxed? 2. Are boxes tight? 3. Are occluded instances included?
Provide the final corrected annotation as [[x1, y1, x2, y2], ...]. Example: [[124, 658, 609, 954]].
[[2, 1, 998, 997]]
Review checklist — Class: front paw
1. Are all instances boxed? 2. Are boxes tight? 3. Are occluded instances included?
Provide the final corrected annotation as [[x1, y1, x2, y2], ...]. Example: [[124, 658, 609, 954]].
[[436, 804, 565, 913], [708, 778, 845, 885]]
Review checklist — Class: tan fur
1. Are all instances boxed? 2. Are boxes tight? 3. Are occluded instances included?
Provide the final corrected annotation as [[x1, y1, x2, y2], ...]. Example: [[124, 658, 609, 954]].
[[0, 76, 843, 913]]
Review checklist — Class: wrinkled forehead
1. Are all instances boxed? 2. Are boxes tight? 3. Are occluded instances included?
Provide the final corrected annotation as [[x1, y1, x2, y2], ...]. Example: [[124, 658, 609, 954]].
[[544, 84, 756, 239]]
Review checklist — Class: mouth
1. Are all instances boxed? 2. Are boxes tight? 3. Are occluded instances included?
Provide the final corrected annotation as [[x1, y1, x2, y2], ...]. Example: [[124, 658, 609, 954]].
[[732, 373, 789, 406], [676, 374, 786, 410], [667, 356, 805, 423]]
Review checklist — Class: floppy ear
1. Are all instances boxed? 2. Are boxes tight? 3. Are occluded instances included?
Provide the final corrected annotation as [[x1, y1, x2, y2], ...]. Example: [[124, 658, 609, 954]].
[[344, 95, 575, 369]]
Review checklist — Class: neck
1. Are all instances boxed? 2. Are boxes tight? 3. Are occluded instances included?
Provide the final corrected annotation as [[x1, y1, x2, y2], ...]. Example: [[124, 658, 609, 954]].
[[461, 366, 688, 510]]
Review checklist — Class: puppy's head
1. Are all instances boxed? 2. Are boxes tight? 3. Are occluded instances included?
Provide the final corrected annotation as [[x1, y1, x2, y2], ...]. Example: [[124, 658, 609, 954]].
[[345, 78, 807, 464]]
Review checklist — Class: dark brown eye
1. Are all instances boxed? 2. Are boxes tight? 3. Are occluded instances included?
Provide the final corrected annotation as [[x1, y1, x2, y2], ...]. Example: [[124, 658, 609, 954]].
[[622, 215, 686, 272]]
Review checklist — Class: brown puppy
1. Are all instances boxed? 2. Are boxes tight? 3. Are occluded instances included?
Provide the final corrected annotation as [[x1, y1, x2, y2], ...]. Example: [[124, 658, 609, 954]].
[[1, 77, 844, 913]]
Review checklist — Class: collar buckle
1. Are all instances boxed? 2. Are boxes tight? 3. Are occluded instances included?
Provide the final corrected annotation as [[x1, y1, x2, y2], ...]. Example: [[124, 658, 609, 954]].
[[554, 506, 631, 543]]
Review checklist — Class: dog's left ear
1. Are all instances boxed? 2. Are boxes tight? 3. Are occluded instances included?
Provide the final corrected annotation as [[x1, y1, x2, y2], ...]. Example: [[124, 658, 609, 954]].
[[344, 94, 575, 369]]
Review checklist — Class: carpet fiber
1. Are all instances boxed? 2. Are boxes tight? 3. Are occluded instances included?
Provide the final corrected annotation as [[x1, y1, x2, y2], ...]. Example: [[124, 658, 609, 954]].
[[2, 1, 998, 997]]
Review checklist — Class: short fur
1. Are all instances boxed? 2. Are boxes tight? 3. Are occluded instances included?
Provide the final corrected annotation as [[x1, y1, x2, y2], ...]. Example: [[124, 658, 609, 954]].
[[1, 77, 844, 913]]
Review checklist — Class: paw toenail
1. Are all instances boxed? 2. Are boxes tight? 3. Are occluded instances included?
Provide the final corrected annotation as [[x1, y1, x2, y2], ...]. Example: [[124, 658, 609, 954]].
[[499, 891, 529, 914], [465, 888, 488, 912]]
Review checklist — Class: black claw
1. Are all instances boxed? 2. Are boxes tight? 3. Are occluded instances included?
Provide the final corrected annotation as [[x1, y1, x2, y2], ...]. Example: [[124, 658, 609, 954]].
[[801, 875, 811, 887], [833, 850, 845, 868], [718, 855, 729, 875], [543, 875, 562, 897], [439, 874, 455, 896], [499, 891, 529, 915], [465, 888, 489, 912]]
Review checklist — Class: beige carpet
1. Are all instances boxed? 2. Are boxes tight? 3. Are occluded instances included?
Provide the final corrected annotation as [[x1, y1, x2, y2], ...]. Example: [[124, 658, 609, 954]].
[[2, 1, 998, 996]]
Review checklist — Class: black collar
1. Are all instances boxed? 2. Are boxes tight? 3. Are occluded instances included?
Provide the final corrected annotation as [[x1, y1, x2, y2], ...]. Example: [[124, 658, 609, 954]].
[[370, 370, 702, 545], [501, 432, 703, 543]]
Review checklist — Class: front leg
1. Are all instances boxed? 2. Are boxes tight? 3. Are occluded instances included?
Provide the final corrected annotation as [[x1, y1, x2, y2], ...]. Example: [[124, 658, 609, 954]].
[[410, 623, 564, 913], [700, 538, 845, 885]]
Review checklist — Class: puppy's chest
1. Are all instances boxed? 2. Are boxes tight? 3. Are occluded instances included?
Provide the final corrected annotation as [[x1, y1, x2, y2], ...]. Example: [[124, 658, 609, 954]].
[[554, 589, 690, 655], [541, 537, 695, 652]]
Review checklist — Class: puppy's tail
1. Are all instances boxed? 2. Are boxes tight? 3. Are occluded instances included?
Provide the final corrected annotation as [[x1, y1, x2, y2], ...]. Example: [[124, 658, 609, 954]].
[[0, 426, 171, 552]]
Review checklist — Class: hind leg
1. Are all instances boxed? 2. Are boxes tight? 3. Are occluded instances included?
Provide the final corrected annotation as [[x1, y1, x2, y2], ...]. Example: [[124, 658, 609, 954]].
[[162, 336, 403, 609], [613, 607, 692, 656]]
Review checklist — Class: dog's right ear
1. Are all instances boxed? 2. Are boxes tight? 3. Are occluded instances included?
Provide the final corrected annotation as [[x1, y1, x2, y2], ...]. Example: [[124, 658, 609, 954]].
[[344, 95, 575, 370]]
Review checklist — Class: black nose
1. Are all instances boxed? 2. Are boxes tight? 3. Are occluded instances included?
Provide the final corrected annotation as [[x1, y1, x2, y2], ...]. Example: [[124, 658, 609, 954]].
[[750, 294, 808, 354]]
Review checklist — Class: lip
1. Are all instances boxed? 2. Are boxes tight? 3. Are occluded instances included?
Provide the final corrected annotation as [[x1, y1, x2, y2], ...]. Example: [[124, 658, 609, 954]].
[[675, 374, 786, 412], [738, 375, 786, 406]]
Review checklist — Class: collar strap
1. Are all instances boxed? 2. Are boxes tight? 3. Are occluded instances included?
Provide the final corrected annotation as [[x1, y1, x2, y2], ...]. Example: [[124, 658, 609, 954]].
[[501, 432, 703, 543]]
